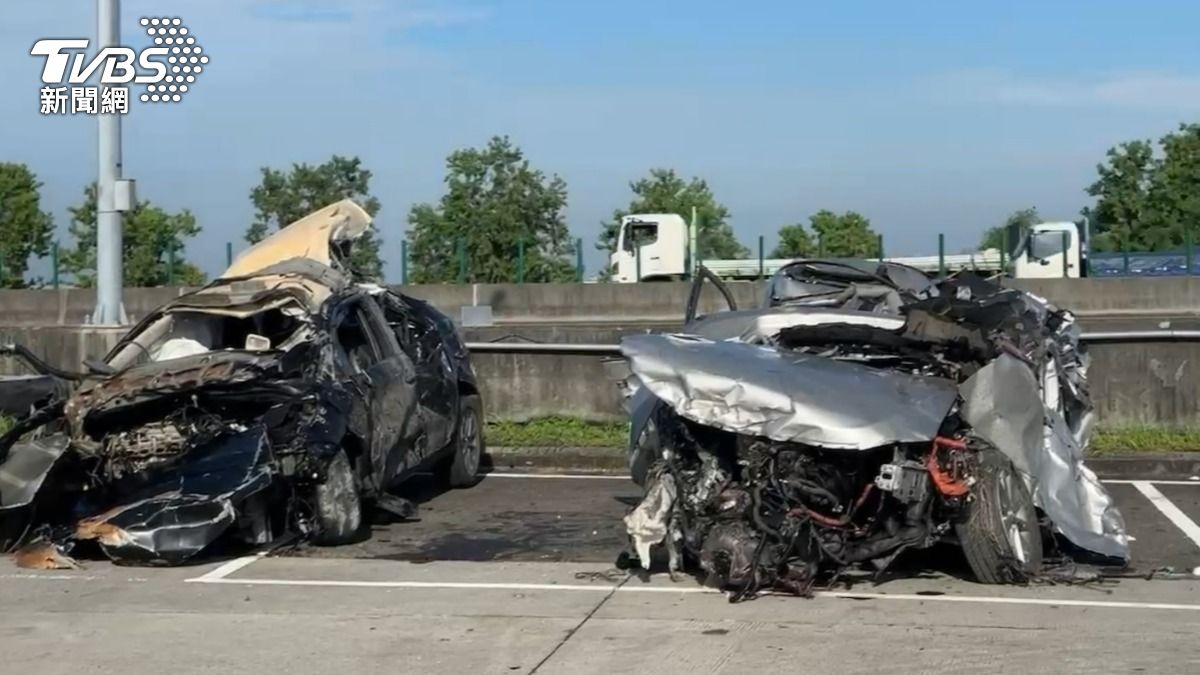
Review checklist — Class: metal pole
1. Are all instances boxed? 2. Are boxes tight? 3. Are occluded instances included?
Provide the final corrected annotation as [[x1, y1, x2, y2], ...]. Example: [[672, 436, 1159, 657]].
[[517, 239, 525, 284], [1123, 234, 1130, 275], [817, 234, 824, 257], [93, 0, 124, 324], [1186, 229, 1194, 276], [1061, 230, 1069, 278], [757, 235, 764, 280], [225, 241, 233, 268], [938, 233, 946, 278], [51, 242, 59, 289], [400, 240, 408, 285], [876, 234, 884, 261], [575, 237, 583, 282], [457, 238, 466, 284], [1000, 227, 1007, 275], [635, 243, 642, 283]]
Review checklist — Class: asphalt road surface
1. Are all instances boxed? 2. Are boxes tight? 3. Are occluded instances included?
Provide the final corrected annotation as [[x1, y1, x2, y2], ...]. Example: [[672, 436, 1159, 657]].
[[4, 473, 1200, 674]]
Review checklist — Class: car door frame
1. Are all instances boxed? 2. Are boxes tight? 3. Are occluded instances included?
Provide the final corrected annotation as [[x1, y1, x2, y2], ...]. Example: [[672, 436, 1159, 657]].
[[329, 294, 422, 491]]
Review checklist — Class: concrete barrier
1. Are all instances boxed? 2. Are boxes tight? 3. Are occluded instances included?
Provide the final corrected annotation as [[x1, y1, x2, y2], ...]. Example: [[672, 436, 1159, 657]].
[[2, 321, 1197, 427], [5, 277, 1199, 327], [2, 277, 1198, 426]]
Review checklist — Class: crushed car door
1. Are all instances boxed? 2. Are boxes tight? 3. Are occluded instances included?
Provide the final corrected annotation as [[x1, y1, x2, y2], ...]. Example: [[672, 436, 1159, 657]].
[[380, 294, 458, 463], [332, 297, 421, 490], [683, 264, 739, 328]]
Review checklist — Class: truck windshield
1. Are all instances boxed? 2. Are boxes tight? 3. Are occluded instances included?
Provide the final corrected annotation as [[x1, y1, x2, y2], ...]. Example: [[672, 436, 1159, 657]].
[[622, 221, 658, 252]]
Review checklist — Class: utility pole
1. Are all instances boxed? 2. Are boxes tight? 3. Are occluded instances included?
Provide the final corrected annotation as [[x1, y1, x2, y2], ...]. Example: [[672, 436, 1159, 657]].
[[93, 0, 130, 325]]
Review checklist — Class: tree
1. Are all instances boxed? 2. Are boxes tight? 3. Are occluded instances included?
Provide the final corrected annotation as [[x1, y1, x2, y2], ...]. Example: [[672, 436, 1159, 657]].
[[246, 155, 383, 278], [808, 210, 879, 257], [771, 223, 814, 258], [1086, 139, 1158, 251], [407, 136, 576, 283], [1086, 124, 1200, 252], [597, 169, 747, 262], [979, 207, 1040, 251], [61, 183, 205, 287], [0, 163, 54, 288]]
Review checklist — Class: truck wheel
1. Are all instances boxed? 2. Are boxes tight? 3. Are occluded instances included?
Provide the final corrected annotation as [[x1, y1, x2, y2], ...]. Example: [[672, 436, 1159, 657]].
[[444, 395, 483, 488], [956, 448, 1043, 584], [312, 448, 363, 546]]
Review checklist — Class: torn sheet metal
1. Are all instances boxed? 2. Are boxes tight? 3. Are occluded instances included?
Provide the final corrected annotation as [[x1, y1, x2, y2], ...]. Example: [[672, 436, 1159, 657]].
[[621, 333, 959, 449], [75, 427, 273, 565], [961, 356, 1130, 559], [0, 435, 70, 510], [0, 375, 66, 417], [624, 470, 676, 566], [223, 199, 371, 278], [687, 306, 905, 343]]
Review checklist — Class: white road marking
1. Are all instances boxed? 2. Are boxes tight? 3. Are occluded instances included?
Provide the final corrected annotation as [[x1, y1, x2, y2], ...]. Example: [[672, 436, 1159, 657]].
[[1132, 481, 1200, 550], [188, 555, 263, 582], [183, 574, 1200, 611], [1105, 479, 1200, 486], [472, 474, 1200, 485], [482, 472, 628, 480]]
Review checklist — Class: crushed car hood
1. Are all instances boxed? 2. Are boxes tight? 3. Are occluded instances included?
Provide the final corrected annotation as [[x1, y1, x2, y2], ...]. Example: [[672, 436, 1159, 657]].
[[620, 333, 960, 449], [222, 199, 371, 279]]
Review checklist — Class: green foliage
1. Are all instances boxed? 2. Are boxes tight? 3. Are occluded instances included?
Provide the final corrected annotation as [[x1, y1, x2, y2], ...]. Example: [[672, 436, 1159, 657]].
[[808, 210, 879, 257], [246, 155, 383, 278], [979, 207, 1040, 251], [485, 416, 628, 448], [597, 169, 747, 266], [1087, 124, 1200, 252], [1090, 426, 1200, 454], [61, 183, 205, 287], [0, 415, 11, 436], [0, 163, 54, 288], [771, 223, 815, 258], [407, 136, 576, 283]]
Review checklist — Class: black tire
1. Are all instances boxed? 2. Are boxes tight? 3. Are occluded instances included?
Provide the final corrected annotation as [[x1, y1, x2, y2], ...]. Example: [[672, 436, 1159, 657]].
[[957, 448, 1043, 584], [445, 395, 483, 488], [311, 448, 363, 546]]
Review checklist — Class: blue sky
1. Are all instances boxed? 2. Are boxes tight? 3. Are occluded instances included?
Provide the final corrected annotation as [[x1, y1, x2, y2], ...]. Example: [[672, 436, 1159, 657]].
[[4, 0, 1200, 280]]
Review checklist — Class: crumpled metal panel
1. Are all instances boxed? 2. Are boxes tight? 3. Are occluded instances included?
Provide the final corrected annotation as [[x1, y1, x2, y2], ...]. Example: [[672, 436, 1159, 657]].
[[74, 427, 273, 565], [960, 354, 1130, 560], [0, 375, 64, 417], [687, 307, 905, 344], [620, 333, 959, 449], [0, 435, 70, 510]]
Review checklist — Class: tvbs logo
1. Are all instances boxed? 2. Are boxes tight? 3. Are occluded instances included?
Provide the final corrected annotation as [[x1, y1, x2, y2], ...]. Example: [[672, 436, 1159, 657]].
[[31, 17, 207, 115]]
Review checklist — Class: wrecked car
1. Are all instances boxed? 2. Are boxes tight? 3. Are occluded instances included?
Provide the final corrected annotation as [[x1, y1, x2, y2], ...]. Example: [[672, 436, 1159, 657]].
[[0, 200, 484, 566], [613, 261, 1129, 599]]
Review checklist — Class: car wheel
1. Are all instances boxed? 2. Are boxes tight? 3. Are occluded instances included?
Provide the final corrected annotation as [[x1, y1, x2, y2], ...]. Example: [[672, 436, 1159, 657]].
[[311, 448, 363, 546], [957, 447, 1043, 584], [445, 395, 483, 488]]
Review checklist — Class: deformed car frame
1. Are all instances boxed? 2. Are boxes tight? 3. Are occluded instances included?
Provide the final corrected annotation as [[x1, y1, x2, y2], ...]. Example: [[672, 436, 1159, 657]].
[[613, 261, 1129, 599], [0, 200, 484, 566]]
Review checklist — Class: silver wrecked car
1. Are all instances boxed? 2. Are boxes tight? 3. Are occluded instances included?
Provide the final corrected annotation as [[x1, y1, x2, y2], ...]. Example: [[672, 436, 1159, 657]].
[[613, 262, 1128, 599]]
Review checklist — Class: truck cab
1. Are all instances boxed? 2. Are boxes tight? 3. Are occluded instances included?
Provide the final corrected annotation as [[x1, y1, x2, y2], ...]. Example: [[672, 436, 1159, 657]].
[[610, 214, 689, 282], [1012, 221, 1087, 279]]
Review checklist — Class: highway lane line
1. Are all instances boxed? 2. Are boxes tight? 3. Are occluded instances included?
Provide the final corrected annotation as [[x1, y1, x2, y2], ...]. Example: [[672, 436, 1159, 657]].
[[1132, 481, 1200, 550], [472, 474, 1200, 485], [1105, 479, 1200, 486], [187, 554, 263, 582], [182, 575, 1200, 611], [482, 472, 628, 480]]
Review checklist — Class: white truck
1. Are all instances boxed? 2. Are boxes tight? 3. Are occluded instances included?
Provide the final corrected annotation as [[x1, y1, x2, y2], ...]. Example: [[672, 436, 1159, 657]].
[[609, 213, 1087, 282]]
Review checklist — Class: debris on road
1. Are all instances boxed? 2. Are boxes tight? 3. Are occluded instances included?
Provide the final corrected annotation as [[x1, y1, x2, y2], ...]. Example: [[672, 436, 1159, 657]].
[[614, 261, 1130, 600], [0, 200, 484, 566]]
